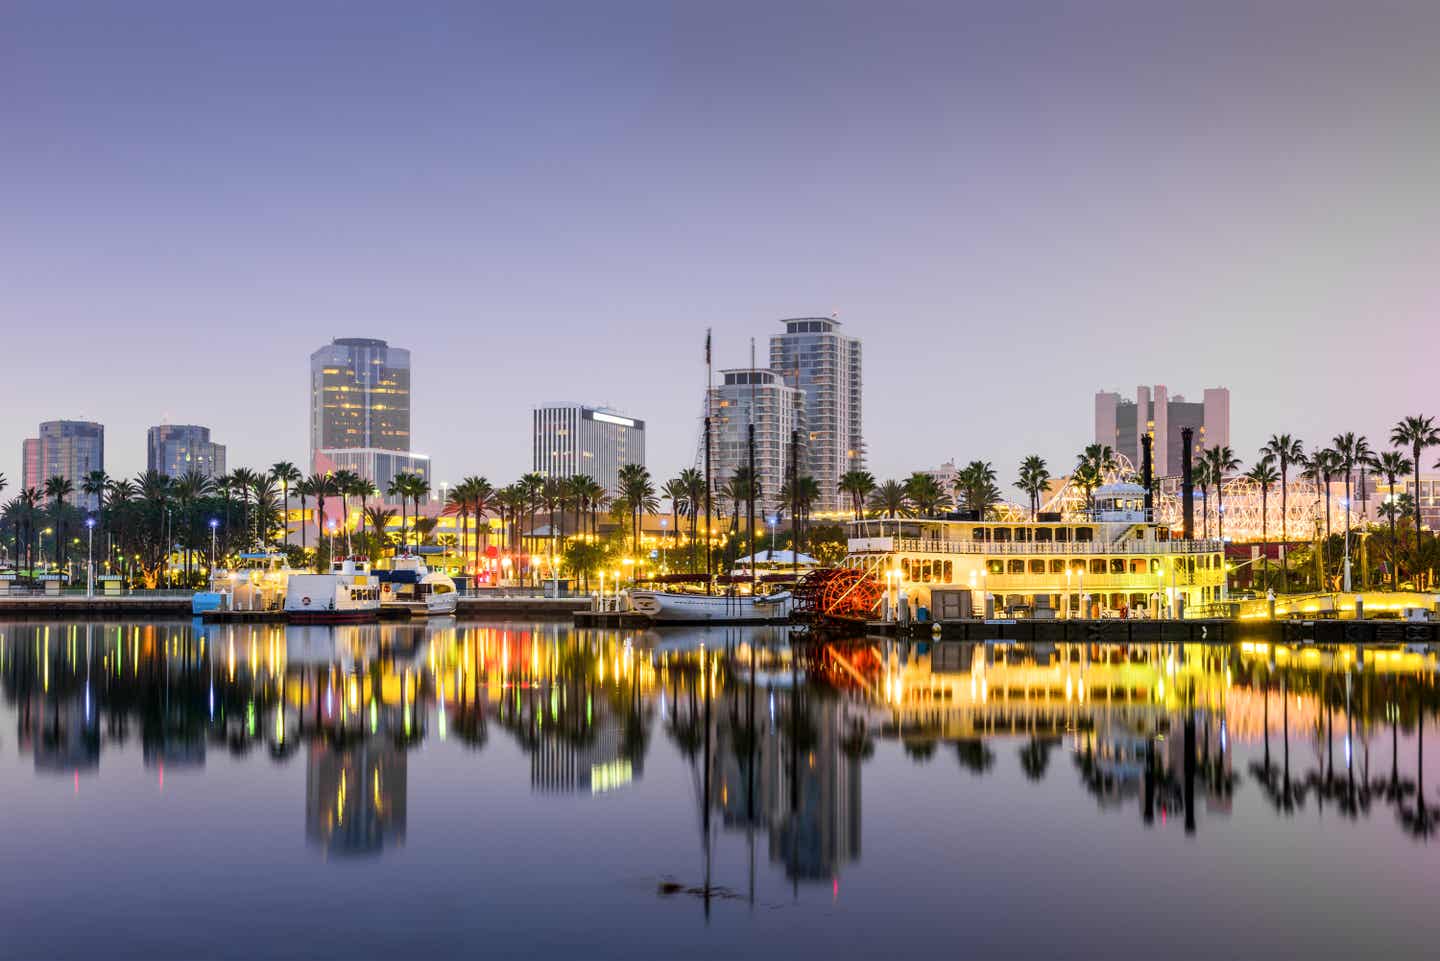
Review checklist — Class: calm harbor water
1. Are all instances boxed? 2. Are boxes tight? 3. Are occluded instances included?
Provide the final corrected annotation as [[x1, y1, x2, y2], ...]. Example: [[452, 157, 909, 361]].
[[3, 618, 1439, 959]]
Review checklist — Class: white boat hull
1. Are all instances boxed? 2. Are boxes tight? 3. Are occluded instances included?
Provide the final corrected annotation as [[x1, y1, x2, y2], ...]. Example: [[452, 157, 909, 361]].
[[628, 590, 792, 623]]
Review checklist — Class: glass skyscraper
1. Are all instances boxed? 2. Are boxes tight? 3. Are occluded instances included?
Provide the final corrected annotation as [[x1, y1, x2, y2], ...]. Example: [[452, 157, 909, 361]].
[[309, 338, 427, 498], [769, 317, 864, 513], [707, 369, 805, 515], [21, 420, 106, 509], [147, 424, 227, 479]]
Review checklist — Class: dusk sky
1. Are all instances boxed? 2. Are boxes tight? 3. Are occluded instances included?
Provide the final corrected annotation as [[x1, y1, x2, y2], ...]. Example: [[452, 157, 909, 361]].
[[4, 1, 1438, 494]]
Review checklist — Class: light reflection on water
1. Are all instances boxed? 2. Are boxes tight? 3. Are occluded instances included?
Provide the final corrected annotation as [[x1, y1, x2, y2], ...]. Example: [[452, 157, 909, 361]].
[[2, 618, 1439, 958]]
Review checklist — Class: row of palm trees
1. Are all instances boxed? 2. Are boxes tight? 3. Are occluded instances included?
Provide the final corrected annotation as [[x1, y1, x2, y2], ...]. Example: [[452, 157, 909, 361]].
[[833, 457, 1052, 521]]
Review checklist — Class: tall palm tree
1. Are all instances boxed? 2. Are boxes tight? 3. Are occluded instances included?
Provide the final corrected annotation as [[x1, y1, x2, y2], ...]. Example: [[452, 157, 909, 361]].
[[306, 472, 338, 563], [1192, 456, 1213, 538], [463, 475, 495, 576], [270, 461, 301, 549], [617, 464, 658, 570], [1372, 450, 1413, 590], [1331, 432, 1371, 587], [228, 467, 259, 552], [171, 469, 212, 582], [1245, 457, 1279, 589], [660, 476, 688, 564], [868, 479, 910, 518], [1014, 455, 1051, 520], [18, 487, 42, 573], [404, 473, 431, 550], [330, 469, 361, 554], [838, 470, 877, 521], [1203, 446, 1241, 541], [364, 506, 397, 555], [386, 473, 412, 551], [954, 461, 1000, 517], [1391, 415, 1439, 557], [294, 477, 313, 554], [43, 475, 75, 572], [444, 480, 474, 573], [675, 467, 706, 570], [1261, 434, 1304, 591]]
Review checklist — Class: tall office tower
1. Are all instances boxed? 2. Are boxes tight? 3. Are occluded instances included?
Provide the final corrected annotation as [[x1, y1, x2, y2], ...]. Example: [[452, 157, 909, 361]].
[[21, 420, 105, 509], [1094, 386, 1231, 478], [310, 338, 428, 498], [532, 404, 645, 498], [146, 424, 227, 479], [706, 369, 805, 516], [770, 316, 863, 512]]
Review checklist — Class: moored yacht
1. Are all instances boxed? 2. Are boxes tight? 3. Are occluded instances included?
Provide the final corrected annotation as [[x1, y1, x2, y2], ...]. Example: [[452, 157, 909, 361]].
[[285, 557, 382, 623], [377, 554, 459, 616], [628, 586, 793, 623]]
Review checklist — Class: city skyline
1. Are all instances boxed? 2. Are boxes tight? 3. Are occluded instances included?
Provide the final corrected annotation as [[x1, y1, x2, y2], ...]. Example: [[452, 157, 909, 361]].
[[5, 2, 1440, 492]]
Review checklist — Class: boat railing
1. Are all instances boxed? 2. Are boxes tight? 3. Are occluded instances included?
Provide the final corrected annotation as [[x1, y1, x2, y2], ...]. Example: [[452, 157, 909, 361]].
[[864, 537, 1223, 556]]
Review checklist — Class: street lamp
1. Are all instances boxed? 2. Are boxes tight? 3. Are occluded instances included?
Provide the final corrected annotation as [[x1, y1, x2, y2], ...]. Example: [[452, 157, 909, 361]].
[[209, 518, 220, 579], [85, 516, 96, 598]]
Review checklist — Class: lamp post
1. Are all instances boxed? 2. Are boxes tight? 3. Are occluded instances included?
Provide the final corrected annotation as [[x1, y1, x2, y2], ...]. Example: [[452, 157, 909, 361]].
[[209, 518, 219, 578], [1065, 567, 1072, 619], [1340, 496, 1353, 593], [85, 516, 96, 598], [328, 520, 336, 566]]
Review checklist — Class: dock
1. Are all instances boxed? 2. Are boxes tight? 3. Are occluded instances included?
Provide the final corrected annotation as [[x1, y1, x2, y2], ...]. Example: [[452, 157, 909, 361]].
[[0, 594, 595, 621]]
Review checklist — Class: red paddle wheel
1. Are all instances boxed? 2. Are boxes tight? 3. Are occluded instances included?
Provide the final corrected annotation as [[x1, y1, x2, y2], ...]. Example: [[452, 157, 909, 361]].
[[794, 567, 883, 621]]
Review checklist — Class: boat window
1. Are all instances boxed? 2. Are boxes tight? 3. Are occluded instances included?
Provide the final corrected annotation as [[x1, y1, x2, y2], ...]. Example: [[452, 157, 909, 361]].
[[1151, 558, 1162, 574], [1069, 559, 1087, 575], [972, 528, 989, 542], [1130, 559, 1147, 574], [1055, 528, 1070, 542], [1028, 560, 1046, 574], [986, 559, 1004, 575], [1034, 528, 1052, 542], [433, 583, 455, 594], [1049, 559, 1065, 574], [1109, 559, 1125, 575], [992, 528, 1011, 543], [1089, 559, 1106, 575], [1075, 527, 1094, 542], [1013, 527, 1030, 542], [943, 561, 953, 583], [1007, 559, 1025, 574], [899, 523, 922, 539], [922, 560, 933, 582], [901, 558, 911, 580]]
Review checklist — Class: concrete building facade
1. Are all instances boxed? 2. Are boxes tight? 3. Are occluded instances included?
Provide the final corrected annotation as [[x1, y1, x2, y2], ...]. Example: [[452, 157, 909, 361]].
[[532, 404, 645, 498], [1095, 385, 1230, 478]]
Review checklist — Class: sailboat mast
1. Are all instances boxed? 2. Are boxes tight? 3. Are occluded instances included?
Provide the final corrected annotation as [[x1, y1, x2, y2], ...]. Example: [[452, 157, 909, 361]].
[[704, 329, 714, 595]]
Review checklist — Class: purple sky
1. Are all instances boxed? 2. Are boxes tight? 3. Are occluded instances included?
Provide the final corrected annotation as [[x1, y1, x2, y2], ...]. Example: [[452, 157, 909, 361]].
[[3, 1, 1438, 494]]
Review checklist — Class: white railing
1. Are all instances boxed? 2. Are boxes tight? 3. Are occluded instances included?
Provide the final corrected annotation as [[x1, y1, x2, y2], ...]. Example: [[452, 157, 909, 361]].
[[852, 537, 1223, 557]]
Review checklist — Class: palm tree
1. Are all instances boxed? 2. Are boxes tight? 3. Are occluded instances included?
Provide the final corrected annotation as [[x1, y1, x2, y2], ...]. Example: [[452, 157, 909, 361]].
[[1373, 450, 1413, 590], [868, 479, 910, 518], [1303, 447, 1340, 548], [1331, 433, 1371, 588], [270, 461, 301, 549], [955, 461, 1000, 517], [329, 469, 361, 554], [364, 505, 397, 554], [43, 475, 75, 572], [1391, 415, 1439, 558], [904, 472, 949, 518], [661, 476, 688, 564], [1245, 457, 1279, 588], [294, 477, 313, 554], [171, 469, 211, 583], [463, 475, 495, 576], [617, 464, 659, 570], [18, 487, 42, 573], [1203, 445, 1241, 541], [1261, 434, 1305, 591], [405, 473, 431, 549], [1014, 455, 1051, 520], [228, 467, 259, 551], [444, 481, 474, 573], [305, 472, 338, 563], [385, 473, 411, 551], [675, 467, 706, 570], [838, 470, 877, 521]]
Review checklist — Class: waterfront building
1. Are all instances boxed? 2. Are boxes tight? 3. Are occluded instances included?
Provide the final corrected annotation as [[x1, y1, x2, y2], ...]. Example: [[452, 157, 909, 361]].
[[21, 420, 105, 509], [1374, 472, 1440, 532], [707, 369, 805, 516], [770, 317, 863, 512], [146, 424, 227, 479], [1094, 386, 1229, 477], [310, 337, 419, 497], [532, 403, 645, 498]]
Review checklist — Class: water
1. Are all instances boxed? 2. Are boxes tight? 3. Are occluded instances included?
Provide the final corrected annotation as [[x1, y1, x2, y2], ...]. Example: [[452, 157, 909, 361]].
[[2, 618, 1439, 959]]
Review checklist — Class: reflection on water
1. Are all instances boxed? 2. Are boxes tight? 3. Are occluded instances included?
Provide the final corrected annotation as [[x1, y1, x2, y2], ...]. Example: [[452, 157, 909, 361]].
[[4, 618, 1440, 954]]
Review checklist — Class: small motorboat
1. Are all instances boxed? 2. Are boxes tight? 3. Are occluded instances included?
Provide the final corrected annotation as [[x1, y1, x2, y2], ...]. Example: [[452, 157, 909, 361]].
[[628, 589, 792, 623]]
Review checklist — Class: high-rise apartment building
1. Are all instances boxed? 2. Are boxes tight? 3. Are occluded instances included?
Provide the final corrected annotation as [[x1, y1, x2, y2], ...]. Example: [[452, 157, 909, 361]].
[[1094, 386, 1230, 478], [309, 338, 426, 497], [147, 424, 227, 479], [706, 369, 805, 515], [21, 420, 106, 509], [770, 317, 863, 512], [532, 404, 645, 498]]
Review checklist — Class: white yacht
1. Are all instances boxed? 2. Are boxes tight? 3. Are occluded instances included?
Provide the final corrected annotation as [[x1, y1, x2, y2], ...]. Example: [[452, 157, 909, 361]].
[[284, 557, 382, 623], [378, 554, 459, 616]]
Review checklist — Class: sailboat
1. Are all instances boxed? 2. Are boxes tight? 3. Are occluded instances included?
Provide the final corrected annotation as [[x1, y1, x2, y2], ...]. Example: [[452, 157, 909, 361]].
[[628, 330, 793, 624]]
